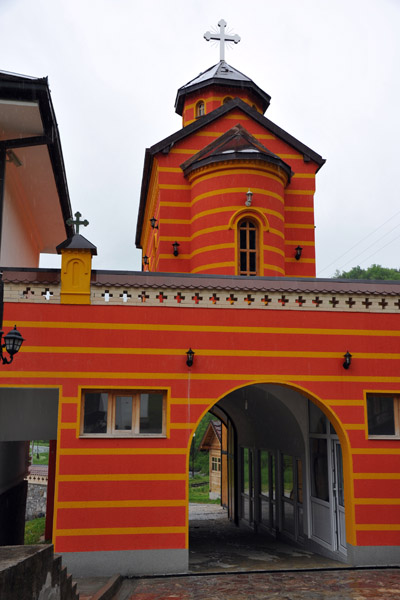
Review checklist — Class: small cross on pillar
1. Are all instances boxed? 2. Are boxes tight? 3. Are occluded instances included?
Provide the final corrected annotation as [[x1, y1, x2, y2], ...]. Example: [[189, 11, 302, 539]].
[[204, 19, 240, 62], [66, 211, 89, 234]]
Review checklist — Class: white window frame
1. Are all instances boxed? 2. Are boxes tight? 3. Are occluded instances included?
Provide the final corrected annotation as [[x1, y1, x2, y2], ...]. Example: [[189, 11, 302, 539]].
[[80, 389, 167, 438], [367, 393, 400, 439]]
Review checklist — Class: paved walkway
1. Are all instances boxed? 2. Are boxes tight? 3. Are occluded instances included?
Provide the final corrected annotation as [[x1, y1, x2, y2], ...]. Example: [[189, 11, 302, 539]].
[[114, 569, 400, 599]]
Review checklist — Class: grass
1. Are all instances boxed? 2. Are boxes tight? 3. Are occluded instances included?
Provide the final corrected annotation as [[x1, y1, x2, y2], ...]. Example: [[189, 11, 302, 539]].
[[189, 473, 220, 504], [32, 452, 49, 465], [24, 517, 47, 545]]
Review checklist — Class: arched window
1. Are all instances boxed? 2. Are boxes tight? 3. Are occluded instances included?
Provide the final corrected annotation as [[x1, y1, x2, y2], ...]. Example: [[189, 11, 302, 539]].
[[195, 101, 205, 118], [223, 96, 232, 105], [238, 219, 258, 276]]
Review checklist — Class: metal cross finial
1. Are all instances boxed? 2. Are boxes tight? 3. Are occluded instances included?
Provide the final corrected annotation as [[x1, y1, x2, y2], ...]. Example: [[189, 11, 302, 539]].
[[66, 211, 89, 234], [204, 19, 241, 62]]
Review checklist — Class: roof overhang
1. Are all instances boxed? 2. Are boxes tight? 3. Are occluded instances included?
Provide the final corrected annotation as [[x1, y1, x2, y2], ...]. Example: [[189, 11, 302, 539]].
[[0, 71, 73, 251]]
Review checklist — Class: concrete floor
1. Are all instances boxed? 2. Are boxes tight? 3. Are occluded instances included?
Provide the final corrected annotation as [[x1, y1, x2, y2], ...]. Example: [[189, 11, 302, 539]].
[[188, 503, 344, 573]]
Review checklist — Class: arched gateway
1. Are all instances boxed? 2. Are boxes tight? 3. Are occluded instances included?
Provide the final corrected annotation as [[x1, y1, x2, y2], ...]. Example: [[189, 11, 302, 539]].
[[193, 383, 350, 560]]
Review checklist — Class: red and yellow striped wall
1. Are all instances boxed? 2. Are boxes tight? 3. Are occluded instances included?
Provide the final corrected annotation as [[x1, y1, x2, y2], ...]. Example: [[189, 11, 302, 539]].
[[2, 300, 400, 553], [140, 108, 317, 277]]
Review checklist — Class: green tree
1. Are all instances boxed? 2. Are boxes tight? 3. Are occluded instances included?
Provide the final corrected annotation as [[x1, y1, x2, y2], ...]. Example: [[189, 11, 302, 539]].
[[333, 264, 400, 280]]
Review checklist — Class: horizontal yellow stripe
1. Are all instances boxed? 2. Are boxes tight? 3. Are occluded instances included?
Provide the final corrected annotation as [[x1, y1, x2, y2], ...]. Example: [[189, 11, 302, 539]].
[[326, 400, 364, 406], [57, 500, 186, 509], [5, 371, 400, 385], [56, 526, 186, 537], [263, 245, 285, 257], [285, 207, 314, 212], [285, 258, 315, 263], [225, 114, 249, 120], [191, 262, 235, 273], [59, 448, 186, 456], [284, 224, 315, 229], [57, 473, 186, 482], [344, 424, 365, 431], [278, 154, 302, 159], [356, 524, 400, 531], [269, 228, 285, 239], [159, 242, 235, 261], [352, 448, 400, 455], [353, 473, 400, 479], [192, 186, 284, 207], [172, 398, 210, 405], [158, 167, 182, 173], [285, 240, 315, 246], [354, 498, 400, 505], [292, 173, 315, 179], [286, 190, 314, 195], [170, 423, 197, 429], [60, 423, 76, 430], [10, 321, 400, 338], [254, 134, 275, 140], [159, 184, 190, 190], [264, 264, 285, 274], [170, 149, 197, 155], [191, 169, 285, 190], [61, 398, 78, 404], [159, 201, 190, 208], [195, 131, 221, 138], [23, 347, 400, 361]]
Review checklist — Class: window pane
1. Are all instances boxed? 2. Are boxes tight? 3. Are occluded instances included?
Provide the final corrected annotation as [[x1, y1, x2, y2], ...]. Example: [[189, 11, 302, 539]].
[[282, 454, 293, 499], [84, 392, 108, 434], [309, 402, 327, 434], [115, 396, 132, 430], [240, 251, 247, 272], [367, 395, 395, 435], [240, 229, 246, 249], [249, 229, 256, 250], [310, 438, 329, 501], [140, 393, 163, 433], [283, 501, 294, 534], [242, 448, 249, 494], [260, 451, 269, 497], [249, 252, 256, 273], [297, 459, 303, 505]]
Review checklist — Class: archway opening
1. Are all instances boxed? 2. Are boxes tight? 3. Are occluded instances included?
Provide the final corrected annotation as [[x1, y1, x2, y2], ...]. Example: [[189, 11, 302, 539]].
[[188, 383, 349, 573]]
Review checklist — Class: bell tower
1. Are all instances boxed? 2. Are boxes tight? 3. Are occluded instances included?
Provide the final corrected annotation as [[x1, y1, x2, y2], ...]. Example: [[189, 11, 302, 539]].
[[136, 20, 325, 278]]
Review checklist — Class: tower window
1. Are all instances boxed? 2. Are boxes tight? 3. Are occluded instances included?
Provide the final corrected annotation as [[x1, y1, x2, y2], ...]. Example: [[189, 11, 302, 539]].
[[238, 219, 258, 276], [223, 96, 232, 104], [196, 101, 205, 118]]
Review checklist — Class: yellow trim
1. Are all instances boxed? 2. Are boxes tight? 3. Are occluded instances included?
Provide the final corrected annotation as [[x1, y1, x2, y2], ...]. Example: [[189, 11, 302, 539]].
[[170, 149, 198, 155], [353, 473, 400, 479], [158, 167, 182, 173], [190, 168, 286, 189], [285, 207, 314, 212], [343, 424, 365, 431], [159, 184, 190, 191], [57, 500, 186, 509], [292, 173, 315, 179], [191, 186, 284, 207], [269, 228, 285, 239], [354, 498, 400, 505], [285, 240, 315, 246], [171, 398, 210, 405], [225, 114, 250, 120], [228, 208, 270, 231], [326, 400, 365, 406], [59, 448, 186, 456], [285, 258, 315, 264], [263, 245, 285, 257], [59, 423, 76, 429], [284, 224, 315, 229], [254, 134, 276, 140], [56, 526, 186, 536], [278, 154, 303, 159], [170, 423, 198, 429], [195, 131, 222, 138], [191, 262, 235, 274], [286, 189, 314, 195], [352, 448, 400, 455], [57, 473, 186, 482], [356, 524, 400, 531], [159, 243, 235, 261], [11, 321, 400, 338], [264, 264, 285, 274]]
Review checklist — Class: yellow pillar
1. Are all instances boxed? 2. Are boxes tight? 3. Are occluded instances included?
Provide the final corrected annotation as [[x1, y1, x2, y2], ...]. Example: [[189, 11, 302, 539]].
[[56, 235, 97, 305]]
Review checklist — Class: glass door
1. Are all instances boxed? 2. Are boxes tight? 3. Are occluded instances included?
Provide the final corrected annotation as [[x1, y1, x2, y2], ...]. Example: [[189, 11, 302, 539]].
[[333, 440, 346, 553]]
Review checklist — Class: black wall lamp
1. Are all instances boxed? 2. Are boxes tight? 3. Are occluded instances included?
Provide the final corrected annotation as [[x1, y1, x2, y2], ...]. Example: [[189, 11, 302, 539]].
[[186, 348, 195, 367], [343, 351, 352, 370], [0, 326, 24, 364], [143, 255, 149, 266], [150, 217, 159, 230], [172, 241, 180, 257], [295, 246, 303, 260]]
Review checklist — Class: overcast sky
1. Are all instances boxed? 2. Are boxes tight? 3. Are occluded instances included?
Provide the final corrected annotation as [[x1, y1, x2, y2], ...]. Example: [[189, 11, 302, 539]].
[[1, 0, 400, 277]]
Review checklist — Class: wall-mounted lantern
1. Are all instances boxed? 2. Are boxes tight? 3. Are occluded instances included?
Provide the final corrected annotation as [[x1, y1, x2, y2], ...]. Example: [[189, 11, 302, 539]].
[[245, 189, 253, 207], [143, 255, 149, 266], [150, 217, 159, 230], [172, 242, 180, 257], [343, 351, 352, 370], [186, 348, 195, 367], [295, 246, 303, 261], [0, 326, 24, 365]]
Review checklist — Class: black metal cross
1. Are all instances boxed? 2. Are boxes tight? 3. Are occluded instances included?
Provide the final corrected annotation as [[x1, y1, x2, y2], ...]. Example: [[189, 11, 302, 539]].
[[66, 211, 89, 234]]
